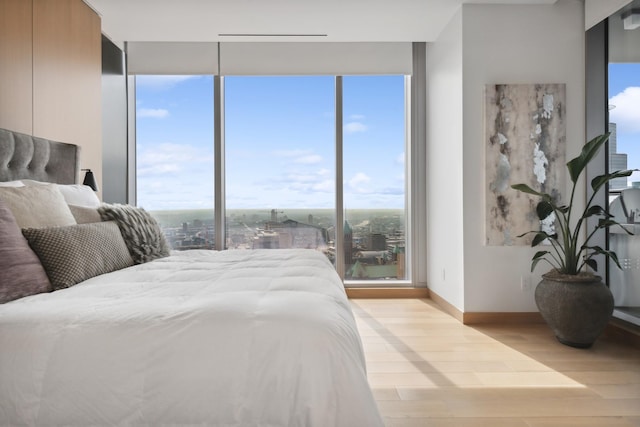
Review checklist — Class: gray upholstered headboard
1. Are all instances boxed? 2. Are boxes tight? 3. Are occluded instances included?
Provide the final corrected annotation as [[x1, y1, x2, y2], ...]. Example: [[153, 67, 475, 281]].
[[0, 128, 80, 184]]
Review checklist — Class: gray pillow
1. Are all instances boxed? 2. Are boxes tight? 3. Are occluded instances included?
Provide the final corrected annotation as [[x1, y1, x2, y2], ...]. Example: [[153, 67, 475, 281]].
[[68, 204, 102, 224], [0, 199, 52, 303], [97, 204, 170, 264], [22, 221, 134, 291]]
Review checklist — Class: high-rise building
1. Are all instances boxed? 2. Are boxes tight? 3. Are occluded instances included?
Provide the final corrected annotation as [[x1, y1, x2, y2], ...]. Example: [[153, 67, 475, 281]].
[[609, 122, 628, 190], [344, 221, 353, 267]]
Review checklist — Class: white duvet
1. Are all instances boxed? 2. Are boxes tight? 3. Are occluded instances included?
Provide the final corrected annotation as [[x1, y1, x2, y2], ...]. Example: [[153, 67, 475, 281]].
[[0, 249, 383, 427]]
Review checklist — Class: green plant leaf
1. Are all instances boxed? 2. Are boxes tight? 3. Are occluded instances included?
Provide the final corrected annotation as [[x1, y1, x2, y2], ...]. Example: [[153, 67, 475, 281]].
[[516, 230, 537, 238], [593, 219, 633, 235], [536, 201, 554, 220], [566, 133, 609, 184], [597, 218, 624, 229], [591, 170, 635, 193], [582, 205, 608, 219], [511, 183, 544, 197], [531, 251, 549, 272], [585, 245, 623, 270], [531, 233, 549, 247], [608, 251, 623, 270], [585, 258, 598, 272]]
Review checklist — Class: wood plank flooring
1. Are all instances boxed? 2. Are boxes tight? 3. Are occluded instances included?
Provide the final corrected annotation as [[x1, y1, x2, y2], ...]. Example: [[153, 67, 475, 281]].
[[350, 298, 640, 427]]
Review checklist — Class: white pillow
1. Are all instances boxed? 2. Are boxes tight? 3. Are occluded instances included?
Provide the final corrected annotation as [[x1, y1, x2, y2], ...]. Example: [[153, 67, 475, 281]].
[[56, 184, 101, 207], [20, 180, 101, 208], [19, 179, 48, 186], [0, 185, 77, 228], [0, 180, 24, 187]]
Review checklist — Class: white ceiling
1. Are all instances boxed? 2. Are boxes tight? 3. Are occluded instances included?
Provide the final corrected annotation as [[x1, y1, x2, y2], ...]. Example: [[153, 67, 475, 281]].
[[85, 0, 558, 45]]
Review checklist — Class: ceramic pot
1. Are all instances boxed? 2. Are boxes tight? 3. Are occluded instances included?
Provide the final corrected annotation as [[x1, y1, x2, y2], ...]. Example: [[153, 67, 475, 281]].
[[535, 272, 614, 348]]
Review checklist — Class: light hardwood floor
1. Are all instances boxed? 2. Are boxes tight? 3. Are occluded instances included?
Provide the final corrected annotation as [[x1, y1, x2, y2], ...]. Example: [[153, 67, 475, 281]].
[[350, 298, 640, 427]]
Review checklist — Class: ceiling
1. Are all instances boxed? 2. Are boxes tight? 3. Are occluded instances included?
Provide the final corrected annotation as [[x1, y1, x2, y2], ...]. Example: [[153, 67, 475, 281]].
[[609, 0, 640, 62], [85, 0, 558, 45]]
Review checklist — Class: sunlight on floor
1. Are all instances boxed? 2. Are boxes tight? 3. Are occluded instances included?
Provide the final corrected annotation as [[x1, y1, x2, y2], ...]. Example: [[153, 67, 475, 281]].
[[351, 299, 586, 389], [350, 298, 640, 425]]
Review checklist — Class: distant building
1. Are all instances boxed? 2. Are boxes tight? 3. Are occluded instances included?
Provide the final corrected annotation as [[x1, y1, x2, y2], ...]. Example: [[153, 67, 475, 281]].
[[609, 122, 628, 190], [367, 233, 387, 251], [253, 230, 280, 249], [354, 250, 388, 264], [255, 218, 329, 250], [344, 221, 353, 267], [347, 261, 398, 280]]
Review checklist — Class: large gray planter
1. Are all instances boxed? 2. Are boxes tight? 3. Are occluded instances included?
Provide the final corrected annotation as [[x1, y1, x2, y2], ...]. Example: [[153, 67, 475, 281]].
[[535, 272, 614, 348]]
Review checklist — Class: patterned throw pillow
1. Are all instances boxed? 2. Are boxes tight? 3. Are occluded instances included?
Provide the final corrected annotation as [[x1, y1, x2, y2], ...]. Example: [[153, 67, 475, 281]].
[[22, 221, 134, 290], [0, 199, 52, 303], [97, 204, 170, 264]]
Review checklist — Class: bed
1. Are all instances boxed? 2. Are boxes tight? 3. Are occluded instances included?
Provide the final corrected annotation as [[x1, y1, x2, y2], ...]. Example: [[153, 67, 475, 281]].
[[0, 128, 383, 427]]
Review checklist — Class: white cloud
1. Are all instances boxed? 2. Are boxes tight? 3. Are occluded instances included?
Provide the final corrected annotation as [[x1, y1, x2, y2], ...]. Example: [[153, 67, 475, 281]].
[[137, 142, 213, 176], [349, 114, 365, 120], [295, 155, 323, 164], [348, 172, 371, 193], [137, 142, 215, 210], [609, 87, 640, 134], [273, 149, 324, 165], [138, 108, 169, 119], [261, 169, 335, 195], [273, 149, 310, 158], [135, 75, 198, 90], [396, 152, 405, 165], [344, 122, 368, 133], [312, 180, 334, 192], [285, 172, 320, 183]]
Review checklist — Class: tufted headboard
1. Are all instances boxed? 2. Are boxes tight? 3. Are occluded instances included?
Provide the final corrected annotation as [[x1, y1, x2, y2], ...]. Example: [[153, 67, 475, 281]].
[[0, 128, 80, 184]]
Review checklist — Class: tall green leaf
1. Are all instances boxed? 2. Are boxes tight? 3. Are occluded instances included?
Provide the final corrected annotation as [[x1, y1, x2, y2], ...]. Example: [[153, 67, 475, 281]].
[[566, 133, 609, 184]]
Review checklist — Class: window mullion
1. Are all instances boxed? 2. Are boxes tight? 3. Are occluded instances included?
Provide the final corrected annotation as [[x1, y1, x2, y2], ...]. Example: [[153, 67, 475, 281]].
[[335, 76, 345, 280], [214, 75, 225, 250]]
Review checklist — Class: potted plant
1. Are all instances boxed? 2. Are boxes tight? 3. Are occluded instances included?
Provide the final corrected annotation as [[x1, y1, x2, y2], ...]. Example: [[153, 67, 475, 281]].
[[511, 133, 633, 348]]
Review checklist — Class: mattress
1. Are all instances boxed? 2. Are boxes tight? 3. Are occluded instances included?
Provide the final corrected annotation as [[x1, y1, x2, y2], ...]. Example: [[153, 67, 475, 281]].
[[0, 249, 383, 427]]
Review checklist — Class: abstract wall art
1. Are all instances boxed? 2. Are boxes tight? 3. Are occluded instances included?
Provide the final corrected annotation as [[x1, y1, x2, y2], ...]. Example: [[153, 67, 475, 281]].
[[485, 83, 566, 246]]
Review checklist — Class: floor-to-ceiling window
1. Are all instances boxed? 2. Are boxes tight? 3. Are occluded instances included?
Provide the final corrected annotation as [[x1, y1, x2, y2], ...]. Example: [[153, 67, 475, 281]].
[[129, 42, 420, 286], [606, 2, 640, 325], [135, 75, 216, 250], [343, 75, 407, 281], [224, 76, 336, 254]]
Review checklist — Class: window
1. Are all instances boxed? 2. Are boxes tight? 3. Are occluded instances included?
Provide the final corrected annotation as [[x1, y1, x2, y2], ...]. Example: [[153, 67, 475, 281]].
[[135, 75, 215, 250], [607, 49, 640, 324], [133, 74, 411, 285], [343, 76, 407, 281], [224, 76, 335, 254]]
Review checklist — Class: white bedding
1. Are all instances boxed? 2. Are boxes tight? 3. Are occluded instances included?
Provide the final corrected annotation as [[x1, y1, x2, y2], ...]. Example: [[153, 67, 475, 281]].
[[0, 249, 383, 427]]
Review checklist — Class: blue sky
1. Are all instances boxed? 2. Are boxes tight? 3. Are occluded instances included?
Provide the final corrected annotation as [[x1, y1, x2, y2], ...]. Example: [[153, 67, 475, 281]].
[[608, 63, 640, 183], [135, 68, 639, 212], [136, 75, 405, 211]]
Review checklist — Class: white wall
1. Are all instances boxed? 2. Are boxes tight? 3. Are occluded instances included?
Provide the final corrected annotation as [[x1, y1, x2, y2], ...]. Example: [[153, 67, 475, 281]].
[[461, 0, 586, 312], [426, 9, 465, 311], [426, 0, 587, 313]]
